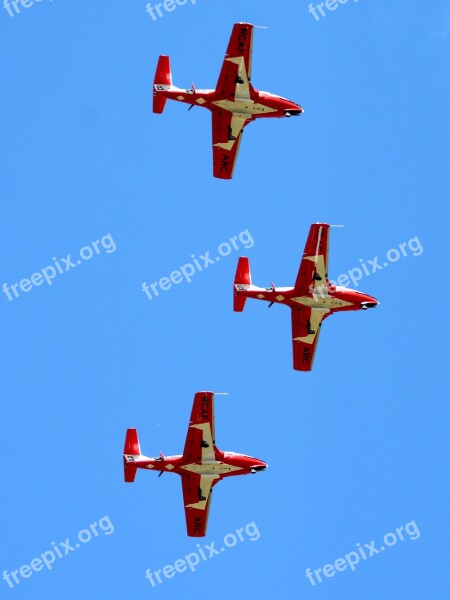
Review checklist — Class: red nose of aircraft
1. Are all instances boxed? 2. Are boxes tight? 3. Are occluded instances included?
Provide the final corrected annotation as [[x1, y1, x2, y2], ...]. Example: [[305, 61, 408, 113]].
[[250, 459, 268, 473], [360, 294, 379, 310], [284, 100, 303, 117]]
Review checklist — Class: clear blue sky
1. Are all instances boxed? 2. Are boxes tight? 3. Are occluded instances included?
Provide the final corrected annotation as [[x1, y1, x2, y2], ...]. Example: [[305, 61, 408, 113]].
[[0, 1, 448, 598]]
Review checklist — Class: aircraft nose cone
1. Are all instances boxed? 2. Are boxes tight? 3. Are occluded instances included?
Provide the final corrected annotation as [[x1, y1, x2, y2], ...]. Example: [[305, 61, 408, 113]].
[[251, 460, 268, 471], [285, 107, 303, 117], [361, 296, 379, 310]]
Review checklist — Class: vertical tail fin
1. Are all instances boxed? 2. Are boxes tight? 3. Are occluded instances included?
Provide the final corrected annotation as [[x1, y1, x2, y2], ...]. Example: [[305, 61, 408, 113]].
[[153, 55, 172, 114], [234, 257, 252, 312], [123, 429, 141, 483]]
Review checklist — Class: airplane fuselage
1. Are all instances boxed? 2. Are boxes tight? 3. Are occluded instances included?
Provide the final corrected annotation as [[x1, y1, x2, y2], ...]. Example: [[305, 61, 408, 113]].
[[124, 450, 266, 481], [235, 284, 378, 316], [155, 86, 302, 119]]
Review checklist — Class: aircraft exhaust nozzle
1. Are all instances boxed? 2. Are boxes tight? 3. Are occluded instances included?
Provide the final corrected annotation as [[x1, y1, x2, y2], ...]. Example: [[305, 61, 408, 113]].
[[234, 257, 252, 312], [153, 55, 172, 114]]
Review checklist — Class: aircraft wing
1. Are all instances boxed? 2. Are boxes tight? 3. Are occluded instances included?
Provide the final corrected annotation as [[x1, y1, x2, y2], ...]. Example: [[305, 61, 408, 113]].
[[181, 392, 221, 536], [291, 307, 329, 371], [294, 223, 330, 296], [183, 392, 216, 462], [212, 111, 250, 179], [216, 23, 254, 101], [181, 473, 218, 537]]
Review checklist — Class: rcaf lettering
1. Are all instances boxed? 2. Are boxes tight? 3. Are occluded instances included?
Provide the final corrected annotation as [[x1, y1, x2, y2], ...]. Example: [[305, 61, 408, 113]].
[[237, 28, 247, 53], [193, 516, 202, 533], [220, 154, 230, 173], [301, 346, 310, 364], [201, 395, 209, 419]]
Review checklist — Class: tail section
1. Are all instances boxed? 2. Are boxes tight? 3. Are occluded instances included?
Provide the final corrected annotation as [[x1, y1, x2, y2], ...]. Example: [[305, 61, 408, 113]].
[[234, 257, 252, 312], [123, 428, 141, 483], [153, 55, 172, 114]]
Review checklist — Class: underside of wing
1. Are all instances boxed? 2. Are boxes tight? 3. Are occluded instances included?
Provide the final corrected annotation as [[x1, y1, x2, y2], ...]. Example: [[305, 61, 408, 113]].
[[291, 307, 329, 371], [294, 223, 330, 297], [212, 111, 249, 179], [216, 23, 254, 100], [181, 473, 218, 537], [183, 392, 216, 462]]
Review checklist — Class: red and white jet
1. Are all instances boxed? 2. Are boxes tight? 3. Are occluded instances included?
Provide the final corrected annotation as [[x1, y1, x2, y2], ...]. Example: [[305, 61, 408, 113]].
[[233, 223, 379, 371], [123, 392, 267, 537], [152, 22, 303, 179]]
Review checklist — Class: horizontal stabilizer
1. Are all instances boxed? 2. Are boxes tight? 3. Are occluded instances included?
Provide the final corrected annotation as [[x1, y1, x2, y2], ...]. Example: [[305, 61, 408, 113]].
[[124, 428, 141, 455], [154, 55, 172, 86], [234, 257, 251, 286], [153, 95, 168, 114], [234, 294, 247, 312], [234, 257, 251, 312], [123, 429, 141, 483], [153, 55, 172, 114], [124, 464, 138, 483]]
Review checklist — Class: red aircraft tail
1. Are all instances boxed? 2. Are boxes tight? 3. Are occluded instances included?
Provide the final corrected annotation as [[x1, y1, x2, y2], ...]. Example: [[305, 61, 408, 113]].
[[234, 257, 252, 312], [153, 55, 172, 114], [123, 428, 141, 483]]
